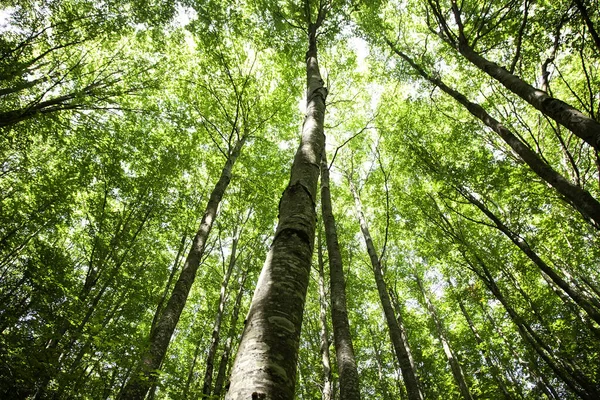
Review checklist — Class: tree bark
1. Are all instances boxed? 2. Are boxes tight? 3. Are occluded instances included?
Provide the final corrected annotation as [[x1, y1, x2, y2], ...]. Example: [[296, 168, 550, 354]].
[[119, 136, 246, 400], [415, 275, 473, 400], [386, 41, 600, 229], [225, 6, 328, 398], [316, 229, 333, 400], [320, 151, 361, 400], [348, 177, 423, 400]]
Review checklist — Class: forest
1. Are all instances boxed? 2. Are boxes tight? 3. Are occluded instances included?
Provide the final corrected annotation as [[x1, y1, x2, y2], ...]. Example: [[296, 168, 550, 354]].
[[0, 0, 599, 399]]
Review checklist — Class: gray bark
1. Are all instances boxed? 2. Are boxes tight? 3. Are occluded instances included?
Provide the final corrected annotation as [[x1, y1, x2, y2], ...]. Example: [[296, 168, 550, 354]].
[[451, 283, 514, 399], [225, 7, 328, 399], [348, 178, 423, 400], [119, 136, 246, 400], [387, 41, 600, 229], [574, 0, 600, 52], [431, 1, 600, 151], [320, 151, 361, 400]]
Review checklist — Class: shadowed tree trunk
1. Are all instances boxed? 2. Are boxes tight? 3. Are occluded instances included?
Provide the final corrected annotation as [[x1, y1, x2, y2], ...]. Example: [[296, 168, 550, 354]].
[[119, 136, 246, 400], [348, 177, 423, 400], [457, 187, 600, 326], [573, 0, 600, 52], [225, 3, 328, 398], [320, 150, 361, 400], [466, 252, 600, 399], [449, 281, 514, 399]]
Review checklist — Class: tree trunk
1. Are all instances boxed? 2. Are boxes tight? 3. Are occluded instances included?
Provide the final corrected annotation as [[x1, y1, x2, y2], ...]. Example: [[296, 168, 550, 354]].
[[348, 177, 423, 400], [415, 275, 473, 400], [225, 8, 328, 398], [183, 338, 203, 399], [388, 288, 421, 399], [369, 327, 392, 400], [202, 230, 240, 397], [213, 267, 248, 397], [386, 41, 600, 229], [320, 151, 361, 400], [316, 229, 333, 400], [119, 136, 246, 400]]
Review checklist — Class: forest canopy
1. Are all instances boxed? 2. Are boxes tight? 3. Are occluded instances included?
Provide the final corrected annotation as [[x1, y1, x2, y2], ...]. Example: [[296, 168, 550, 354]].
[[1, 0, 599, 399]]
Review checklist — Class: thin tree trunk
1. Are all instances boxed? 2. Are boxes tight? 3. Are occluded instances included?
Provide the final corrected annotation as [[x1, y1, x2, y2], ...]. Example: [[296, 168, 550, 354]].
[[183, 339, 203, 399], [316, 229, 333, 400], [213, 267, 248, 397], [320, 151, 361, 400], [225, 5, 328, 398], [415, 275, 473, 400], [348, 177, 423, 400], [119, 136, 246, 400], [388, 287, 420, 393], [386, 41, 600, 228], [202, 230, 240, 397], [369, 327, 392, 400]]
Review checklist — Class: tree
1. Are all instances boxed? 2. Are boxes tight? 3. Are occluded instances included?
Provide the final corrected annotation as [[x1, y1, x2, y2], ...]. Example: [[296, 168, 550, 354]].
[[2, 0, 600, 398]]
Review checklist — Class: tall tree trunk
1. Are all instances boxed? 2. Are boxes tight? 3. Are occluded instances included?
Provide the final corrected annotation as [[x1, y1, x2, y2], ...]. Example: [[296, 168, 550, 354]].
[[414, 275, 473, 400], [316, 229, 333, 400], [348, 177, 423, 400], [458, 187, 600, 326], [182, 337, 203, 399], [320, 151, 361, 400], [388, 288, 421, 399], [213, 267, 249, 397], [386, 41, 600, 229], [225, 6, 328, 398], [120, 136, 246, 400], [202, 230, 240, 397]]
